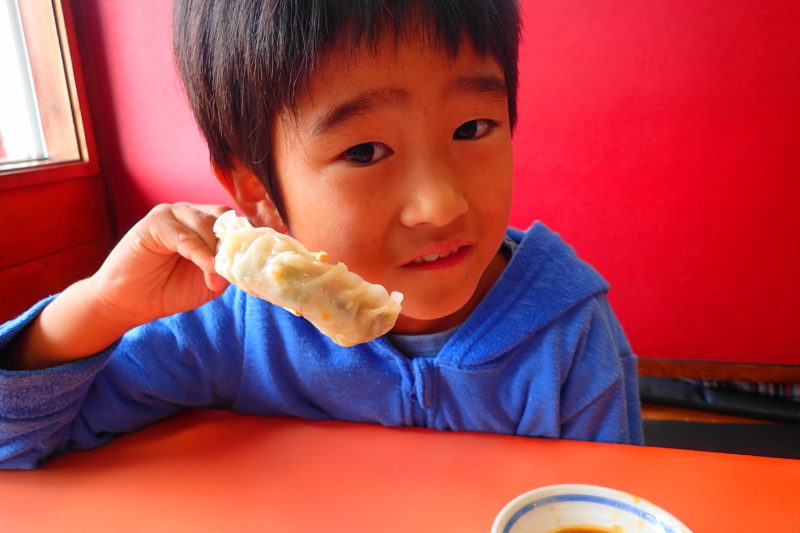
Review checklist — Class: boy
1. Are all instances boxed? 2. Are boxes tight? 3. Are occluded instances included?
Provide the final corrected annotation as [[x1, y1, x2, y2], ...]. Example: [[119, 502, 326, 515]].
[[0, 0, 642, 469]]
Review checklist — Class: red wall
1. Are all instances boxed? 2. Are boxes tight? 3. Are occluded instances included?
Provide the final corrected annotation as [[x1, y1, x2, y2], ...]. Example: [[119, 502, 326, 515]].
[[72, 0, 225, 232], [72, 0, 799, 364]]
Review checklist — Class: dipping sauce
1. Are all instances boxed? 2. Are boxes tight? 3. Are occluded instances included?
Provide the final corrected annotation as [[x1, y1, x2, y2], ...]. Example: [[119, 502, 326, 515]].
[[549, 527, 622, 533]]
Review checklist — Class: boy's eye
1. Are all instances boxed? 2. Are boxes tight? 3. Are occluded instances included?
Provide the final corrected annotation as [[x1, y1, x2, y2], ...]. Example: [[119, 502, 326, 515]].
[[342, 142, 392, 164], [453, 119, 494, 140]]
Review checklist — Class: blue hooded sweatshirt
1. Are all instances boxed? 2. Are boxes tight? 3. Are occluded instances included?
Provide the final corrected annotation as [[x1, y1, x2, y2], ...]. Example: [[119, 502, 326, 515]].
[[0, 223, 642, 469]]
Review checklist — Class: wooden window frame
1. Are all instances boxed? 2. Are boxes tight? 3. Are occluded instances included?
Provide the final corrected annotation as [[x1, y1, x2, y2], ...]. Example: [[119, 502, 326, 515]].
[[0, 0, 98, 190]]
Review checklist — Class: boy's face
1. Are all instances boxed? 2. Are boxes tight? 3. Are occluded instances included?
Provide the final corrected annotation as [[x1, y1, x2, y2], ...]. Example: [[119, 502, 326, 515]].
[[270, 37, 513, 334]]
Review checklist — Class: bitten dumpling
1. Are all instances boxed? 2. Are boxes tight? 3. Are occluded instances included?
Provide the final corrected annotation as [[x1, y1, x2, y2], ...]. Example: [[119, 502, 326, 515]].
[[213, 210, 403, 347]]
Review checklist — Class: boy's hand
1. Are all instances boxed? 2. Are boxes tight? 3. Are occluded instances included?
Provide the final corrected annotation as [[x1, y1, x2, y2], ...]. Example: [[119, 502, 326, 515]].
[[3, 203, 233, 371], [89, 203, 231, 327]]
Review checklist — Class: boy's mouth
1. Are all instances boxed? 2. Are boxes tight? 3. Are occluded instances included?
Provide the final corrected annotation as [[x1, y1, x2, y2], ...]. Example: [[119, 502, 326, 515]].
[[402, 243, 472, 270]]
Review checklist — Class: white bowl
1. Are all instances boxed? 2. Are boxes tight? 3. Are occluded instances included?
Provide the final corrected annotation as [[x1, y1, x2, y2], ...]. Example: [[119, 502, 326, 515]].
[[491, 484, 692, 533]]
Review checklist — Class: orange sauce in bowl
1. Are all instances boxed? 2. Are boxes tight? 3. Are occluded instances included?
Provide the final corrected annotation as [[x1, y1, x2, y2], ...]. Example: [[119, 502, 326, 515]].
[[548, 526, 623, 533]]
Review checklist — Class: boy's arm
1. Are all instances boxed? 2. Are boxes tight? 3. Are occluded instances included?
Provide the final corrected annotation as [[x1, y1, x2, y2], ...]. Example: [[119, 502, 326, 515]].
[[0, 202, 238, 468], [558, 296, 643, 445], [2, 203, 230, 371], [0, 290, 243, 469], [3, 277, 136, 371], [0, 304, 113, 469]]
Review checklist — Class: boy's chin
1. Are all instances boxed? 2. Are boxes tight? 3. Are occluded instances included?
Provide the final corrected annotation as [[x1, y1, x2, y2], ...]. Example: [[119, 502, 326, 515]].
[[392, 291, 477, 332]]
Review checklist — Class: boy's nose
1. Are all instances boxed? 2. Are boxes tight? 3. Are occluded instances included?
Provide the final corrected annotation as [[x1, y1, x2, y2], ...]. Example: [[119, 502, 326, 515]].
[[399, 168, 469, 228]]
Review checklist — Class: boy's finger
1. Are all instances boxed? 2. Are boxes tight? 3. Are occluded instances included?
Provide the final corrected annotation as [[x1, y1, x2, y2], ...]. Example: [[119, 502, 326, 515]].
[[170, 228, 218, 274], [194, 204, 233, 218], [204, 271, 229, 293], [142, 213, 217, 274], [170, 203, 227, 261]]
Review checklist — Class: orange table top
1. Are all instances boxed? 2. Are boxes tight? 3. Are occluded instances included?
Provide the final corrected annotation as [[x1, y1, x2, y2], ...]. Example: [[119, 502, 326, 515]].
[[1, 409, 798, 532]]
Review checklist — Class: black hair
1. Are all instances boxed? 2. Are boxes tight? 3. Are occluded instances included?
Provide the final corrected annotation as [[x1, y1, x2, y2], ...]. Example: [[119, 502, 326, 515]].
[[173, 0, 522, 220]]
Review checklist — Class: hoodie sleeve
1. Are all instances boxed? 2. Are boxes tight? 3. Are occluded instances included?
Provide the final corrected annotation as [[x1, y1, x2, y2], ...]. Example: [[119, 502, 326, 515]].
[[0, 296, 113, 469], [0, 290, 243, 469], [558, 295, 643, 445]]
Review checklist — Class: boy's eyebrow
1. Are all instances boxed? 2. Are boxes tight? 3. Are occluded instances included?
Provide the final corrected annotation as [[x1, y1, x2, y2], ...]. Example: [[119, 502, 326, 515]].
[[311, 88, 408, 137], [445, 74, 508, 101], [309, 75, 506, 137]]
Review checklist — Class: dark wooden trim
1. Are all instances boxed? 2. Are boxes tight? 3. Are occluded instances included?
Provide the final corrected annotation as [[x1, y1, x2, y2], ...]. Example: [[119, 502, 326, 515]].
[[640, 402, 774, 423], [638, 358, 800, 382], [0, 237, 110, 323], [0, 160, 99, 190]]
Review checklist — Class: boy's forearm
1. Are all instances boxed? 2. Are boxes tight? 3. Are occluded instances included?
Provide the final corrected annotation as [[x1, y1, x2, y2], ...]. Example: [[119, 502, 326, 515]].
[[4, 278, 137, 371]]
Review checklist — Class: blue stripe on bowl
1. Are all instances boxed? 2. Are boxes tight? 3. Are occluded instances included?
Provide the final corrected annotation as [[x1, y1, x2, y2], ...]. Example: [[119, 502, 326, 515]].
[[502, 493, 676, 533]]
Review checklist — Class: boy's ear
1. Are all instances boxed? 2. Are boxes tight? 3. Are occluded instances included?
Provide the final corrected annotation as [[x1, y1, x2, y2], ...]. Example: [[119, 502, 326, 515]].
[[212, 161, 287, 233]]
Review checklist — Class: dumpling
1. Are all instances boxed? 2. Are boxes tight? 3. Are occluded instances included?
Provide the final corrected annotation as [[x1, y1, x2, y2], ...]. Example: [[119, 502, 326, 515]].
[[213, 210, 403, 347]]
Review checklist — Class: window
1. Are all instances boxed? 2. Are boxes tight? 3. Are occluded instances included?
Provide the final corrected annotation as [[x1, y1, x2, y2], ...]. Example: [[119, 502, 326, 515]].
[[0, 0, 84, 172]]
